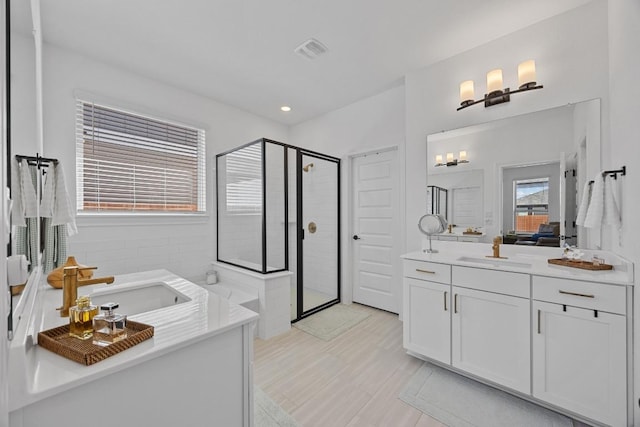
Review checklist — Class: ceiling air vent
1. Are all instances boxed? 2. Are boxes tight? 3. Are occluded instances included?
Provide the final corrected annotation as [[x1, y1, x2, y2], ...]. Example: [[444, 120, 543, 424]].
[[294, 38, 328, 60]]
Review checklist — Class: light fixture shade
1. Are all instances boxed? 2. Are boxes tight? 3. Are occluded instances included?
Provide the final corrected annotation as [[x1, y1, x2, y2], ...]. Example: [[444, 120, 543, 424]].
[[435, 154, 443, 165], [459, 80, 475, 103], [486, 69, 503, 94], [446, 153, 454, 163], [459, 151, 467, 162], [518, 60, 536, 88]]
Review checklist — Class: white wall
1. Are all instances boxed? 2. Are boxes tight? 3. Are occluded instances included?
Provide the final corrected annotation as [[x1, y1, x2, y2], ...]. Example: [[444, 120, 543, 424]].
[[19, 42, 288, 282], [10, 35, 37, 155], [405, 0, 609, 253], [607, 0, 640, 423]]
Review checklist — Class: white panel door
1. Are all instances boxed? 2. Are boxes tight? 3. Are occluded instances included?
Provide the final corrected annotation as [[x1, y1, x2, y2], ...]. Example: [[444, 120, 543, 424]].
[[532, 301, 627, 427], [352, 149, 401, 313], [451, 286, 530, 394], [403, 278, 451, 364]]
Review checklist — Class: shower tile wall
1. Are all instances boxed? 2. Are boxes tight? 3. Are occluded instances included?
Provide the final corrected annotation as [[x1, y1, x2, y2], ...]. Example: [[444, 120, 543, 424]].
[[302, 159, 338, 298]]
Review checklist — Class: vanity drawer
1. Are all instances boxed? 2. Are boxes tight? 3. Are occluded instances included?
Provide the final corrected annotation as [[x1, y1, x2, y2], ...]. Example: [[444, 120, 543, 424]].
[[532, 276, 627, 315], [452, 266, 529, 298], [404, 259, 451, 284]]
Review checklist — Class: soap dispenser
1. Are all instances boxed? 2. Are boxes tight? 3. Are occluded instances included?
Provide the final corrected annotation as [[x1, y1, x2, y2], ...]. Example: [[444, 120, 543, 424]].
[[92, 302, 127, 346], [69, 295, 98, 340]]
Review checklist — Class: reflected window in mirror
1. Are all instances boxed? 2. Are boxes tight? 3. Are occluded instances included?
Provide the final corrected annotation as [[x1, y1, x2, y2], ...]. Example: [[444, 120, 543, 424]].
[[514, 177, 549, 233]]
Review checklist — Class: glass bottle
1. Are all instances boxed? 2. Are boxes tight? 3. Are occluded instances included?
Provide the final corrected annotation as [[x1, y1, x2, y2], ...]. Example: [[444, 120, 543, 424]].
[[69, 295, 98, 340], [92, 302, 127, 346]]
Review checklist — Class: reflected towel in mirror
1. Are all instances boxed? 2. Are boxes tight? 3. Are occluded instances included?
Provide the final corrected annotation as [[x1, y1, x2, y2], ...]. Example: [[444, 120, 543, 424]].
[[583, 173, 604, 228], [575, 179, 591, 227]]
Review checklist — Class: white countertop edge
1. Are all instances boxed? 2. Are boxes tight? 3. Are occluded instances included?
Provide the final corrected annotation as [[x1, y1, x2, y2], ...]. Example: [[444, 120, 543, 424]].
[[9, 269, 259, 412], [402, 247, 634, 286]]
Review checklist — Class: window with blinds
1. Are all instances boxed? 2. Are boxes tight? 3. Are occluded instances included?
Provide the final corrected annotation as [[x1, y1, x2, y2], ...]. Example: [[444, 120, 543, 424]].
[[223, 143, 262, 214], [76, 101, 206, 213]]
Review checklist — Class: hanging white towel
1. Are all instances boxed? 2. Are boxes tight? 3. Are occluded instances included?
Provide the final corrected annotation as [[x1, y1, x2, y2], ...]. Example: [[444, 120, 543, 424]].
[[7, 254, 29, 286], [51, 162, 78, 236], [583, 172, 604, 228], [575, 179, 591, 227], [19, 159, 38, 219], [602, 176, 621, 230], [40, 162, 56, 218]]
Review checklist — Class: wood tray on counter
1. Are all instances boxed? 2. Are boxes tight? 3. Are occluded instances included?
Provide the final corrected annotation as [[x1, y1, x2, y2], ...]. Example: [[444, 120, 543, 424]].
[[462, 231, 483, 235], [38, 320, 154, 366], [547, 258, 613, 271]]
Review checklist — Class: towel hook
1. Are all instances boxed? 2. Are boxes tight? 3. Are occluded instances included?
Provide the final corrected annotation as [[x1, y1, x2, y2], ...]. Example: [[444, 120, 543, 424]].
[[589, 166, 627, 185], [602, 166, 626, 180]]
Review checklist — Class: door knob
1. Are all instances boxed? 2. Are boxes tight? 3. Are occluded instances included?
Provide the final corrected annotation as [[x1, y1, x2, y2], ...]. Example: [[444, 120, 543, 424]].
[[353, 235, 361, 240]]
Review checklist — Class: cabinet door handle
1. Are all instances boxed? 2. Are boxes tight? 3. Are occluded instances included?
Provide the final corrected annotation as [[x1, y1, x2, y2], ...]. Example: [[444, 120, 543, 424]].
[[558, 290, 595, 298], [537, 309, 541, 334], [416, 268, 436, 274], [443, 291, 448, 311], [454, 294, 458, 314]]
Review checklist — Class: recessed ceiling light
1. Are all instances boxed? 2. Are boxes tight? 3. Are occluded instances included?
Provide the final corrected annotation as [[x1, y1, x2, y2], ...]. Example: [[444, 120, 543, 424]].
[[280, 106, 292, 112]]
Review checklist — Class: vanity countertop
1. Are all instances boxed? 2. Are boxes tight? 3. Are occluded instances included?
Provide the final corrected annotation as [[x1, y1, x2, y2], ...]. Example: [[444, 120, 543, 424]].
[[403, 241, 633, 286], [9, 269, 259, 412]]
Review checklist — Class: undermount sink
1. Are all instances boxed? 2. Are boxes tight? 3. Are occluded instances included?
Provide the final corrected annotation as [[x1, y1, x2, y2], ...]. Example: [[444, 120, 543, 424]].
[[457, 256, 532, 269], [90, 282, 190, 315]]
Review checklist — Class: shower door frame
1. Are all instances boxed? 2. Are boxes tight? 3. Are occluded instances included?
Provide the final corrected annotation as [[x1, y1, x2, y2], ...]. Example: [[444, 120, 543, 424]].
[[294, 149, 341, 322]]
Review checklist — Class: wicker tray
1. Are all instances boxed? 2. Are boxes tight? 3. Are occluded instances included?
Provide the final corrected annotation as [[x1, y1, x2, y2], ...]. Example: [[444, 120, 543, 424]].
[[38, 320, 154, 366], [462, 231, 483, 235], [547, 258, 613, 271]]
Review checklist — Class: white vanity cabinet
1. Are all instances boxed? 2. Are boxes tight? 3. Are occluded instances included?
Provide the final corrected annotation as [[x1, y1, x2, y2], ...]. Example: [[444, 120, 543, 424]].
[[402, 252, 633, 427], [532, 277, 629, 427], [402, 260, 451, 364], [451, 266, 530, 394]]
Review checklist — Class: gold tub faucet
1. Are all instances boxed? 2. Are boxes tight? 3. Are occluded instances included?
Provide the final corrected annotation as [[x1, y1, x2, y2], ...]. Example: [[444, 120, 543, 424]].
[[58, 266, 115, 317]]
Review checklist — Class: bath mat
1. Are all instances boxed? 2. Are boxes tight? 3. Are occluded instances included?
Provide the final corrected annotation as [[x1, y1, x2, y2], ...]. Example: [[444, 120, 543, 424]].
[[293, 303, 370, 341], [399, 362, 573, 427], [255, 385, 299, 427]]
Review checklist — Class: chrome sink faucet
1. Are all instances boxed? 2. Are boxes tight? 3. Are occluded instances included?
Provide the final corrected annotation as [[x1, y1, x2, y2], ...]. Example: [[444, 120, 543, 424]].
[[58, 266, 115, 317]]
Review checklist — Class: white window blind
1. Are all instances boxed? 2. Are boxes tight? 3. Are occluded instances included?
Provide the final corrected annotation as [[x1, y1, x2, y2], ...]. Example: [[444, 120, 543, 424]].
[[76, 101, 206, 213], [224, 143, 262, 214]]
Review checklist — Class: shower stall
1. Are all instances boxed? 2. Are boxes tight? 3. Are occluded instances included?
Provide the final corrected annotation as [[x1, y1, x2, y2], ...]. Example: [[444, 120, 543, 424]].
[[216, 138, 340, 321]]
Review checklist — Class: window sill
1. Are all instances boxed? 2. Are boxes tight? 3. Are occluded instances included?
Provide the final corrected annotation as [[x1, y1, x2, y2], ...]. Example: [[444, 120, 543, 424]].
[[76, 213, 210, 227]]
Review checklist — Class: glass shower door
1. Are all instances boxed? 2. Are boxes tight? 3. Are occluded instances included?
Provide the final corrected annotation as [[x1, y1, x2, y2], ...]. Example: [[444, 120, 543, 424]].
[[297, 151, 340, 319]]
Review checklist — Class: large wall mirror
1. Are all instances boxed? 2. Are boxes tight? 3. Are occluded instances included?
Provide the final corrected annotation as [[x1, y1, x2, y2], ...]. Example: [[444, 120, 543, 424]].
[[427, 99, 601, 249]]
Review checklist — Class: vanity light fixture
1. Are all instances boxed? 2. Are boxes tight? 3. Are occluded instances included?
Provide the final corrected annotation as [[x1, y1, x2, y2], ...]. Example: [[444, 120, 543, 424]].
[[457, 60, 543, 111], [435, 151, 469, 167]]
